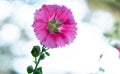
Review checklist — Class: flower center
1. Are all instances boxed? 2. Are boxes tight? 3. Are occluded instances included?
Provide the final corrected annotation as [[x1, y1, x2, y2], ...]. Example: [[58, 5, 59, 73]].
[[47, 19, 60, 33]]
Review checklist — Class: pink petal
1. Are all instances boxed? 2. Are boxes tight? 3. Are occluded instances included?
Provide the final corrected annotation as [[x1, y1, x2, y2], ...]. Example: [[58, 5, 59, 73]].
[[42, 5, 58, 21], [35, 28, 49, 42], [42, 33, 56, 48], [55, 5, 72, 23], [59, 25, 77, 44], [54, 34, 66, 47]]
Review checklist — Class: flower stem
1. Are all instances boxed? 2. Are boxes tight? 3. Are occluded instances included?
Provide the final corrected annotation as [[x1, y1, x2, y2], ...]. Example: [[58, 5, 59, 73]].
[[34, 54, 41, 72], [27, 45, 49, 74], [33, 45, 46, 74]]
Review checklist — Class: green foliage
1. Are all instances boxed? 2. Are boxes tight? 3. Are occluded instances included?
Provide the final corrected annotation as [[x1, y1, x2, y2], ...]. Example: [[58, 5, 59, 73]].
[[104, 22, 120, 39], [87, 0, 120, 22]]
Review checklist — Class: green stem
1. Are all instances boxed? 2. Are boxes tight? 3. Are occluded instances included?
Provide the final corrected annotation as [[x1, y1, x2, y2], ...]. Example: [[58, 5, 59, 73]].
[[33, 45, 46, 73], [34, 54, 42, 72]]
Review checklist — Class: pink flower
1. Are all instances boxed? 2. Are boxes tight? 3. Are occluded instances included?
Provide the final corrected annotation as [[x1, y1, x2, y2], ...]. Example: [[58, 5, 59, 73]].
[[32, 4, 77, 48], [116, 44, 120, 58]]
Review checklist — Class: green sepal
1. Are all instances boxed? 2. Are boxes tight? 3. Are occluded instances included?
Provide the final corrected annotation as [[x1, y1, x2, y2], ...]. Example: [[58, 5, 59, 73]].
[[45, 52, 50, 56]]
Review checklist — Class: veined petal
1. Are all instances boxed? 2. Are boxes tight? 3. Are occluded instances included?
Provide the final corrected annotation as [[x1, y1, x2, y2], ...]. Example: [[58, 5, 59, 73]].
[[42, 5, 58, 21], [59, 26, 77, 44], [34, 10, 48, 22], [55, 6, 72, 23], [42, 33, 56, 48], [54, 34, 66, 47], [35, 28, 49, 42]]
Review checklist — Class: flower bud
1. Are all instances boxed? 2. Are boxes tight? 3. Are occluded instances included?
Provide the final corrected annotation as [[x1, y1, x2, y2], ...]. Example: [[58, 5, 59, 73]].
[[37, 67, 42, 73], [40, 53, 45, 60], [33, 70, 41, 74], [31, 45, 40, 57], [27, 65, 33, 73]]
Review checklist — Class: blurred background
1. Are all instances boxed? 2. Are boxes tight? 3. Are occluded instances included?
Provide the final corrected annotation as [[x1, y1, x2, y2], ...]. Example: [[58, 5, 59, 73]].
[[0, 0, 120, 74]]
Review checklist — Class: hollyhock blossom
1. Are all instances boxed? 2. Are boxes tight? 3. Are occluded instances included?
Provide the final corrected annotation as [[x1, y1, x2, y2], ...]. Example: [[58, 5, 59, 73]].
[[116, 44, 120, 58], [32, 4, 77, 48]]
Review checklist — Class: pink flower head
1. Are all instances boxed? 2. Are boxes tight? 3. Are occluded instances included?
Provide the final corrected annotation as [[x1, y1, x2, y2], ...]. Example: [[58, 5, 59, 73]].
[[32, 4, 77, 48], [116, 44, 120, 58]]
